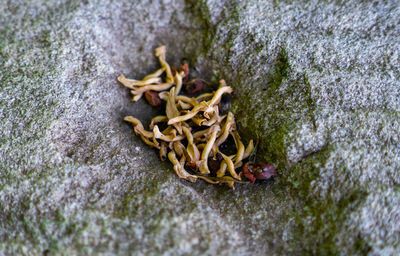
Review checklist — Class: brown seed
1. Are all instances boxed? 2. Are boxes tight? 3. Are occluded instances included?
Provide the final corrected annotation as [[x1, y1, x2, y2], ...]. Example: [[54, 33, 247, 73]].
[[242, 162, 256, 183], [179, 62, 190, 83], [145, 90, 162, 107], [254, 162, 276, 180], [208, 153, 223, 175], [171, 66, 177, 76], [185, 79, 204, 95]]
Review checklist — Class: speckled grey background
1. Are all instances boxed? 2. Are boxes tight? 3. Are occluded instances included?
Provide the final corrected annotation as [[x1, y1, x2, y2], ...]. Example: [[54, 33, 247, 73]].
[[1, 0, 399, 255]]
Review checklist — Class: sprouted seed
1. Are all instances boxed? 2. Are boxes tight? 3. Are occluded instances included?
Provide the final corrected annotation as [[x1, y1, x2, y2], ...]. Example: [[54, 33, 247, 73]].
[[118, 45, 276, 189]]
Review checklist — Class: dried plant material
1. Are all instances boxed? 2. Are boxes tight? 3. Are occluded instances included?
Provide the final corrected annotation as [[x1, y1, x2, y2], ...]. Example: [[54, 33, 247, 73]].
[[117, 74, 161, 89], [130, 82, 175, 93], [177, 100, 192, 110], [176, 95, 198, 106], [243, 139, 254, 159], [171, 66, 178, 76], [196, 92, 213, 102], [168, 151, 197, 182], [145, 91, 162, 107], [217, 160, 228, 178], [173, 141, 186, 157], [242, 162, 276, 183], [254, 163, 277, 180], [142, 67, 166, 80], [140, 135, 161, 149], [119, 45, 275, 188], [218, 176, 236, 190], [180, 61, 190, 83], [167, 101, 209, 125], [231, 130, 245, 165], [216, 112, 234, 146], [174, 71, 184, 95], [191, 114, 207, 126], [155, 45, 174, 83], [159, 142, 168, 161], [150, 115, 168, 129], [182, 126, 200, 165], [124, 116, 154, 139], [185, 79, 204, 95], [192, 129, 210, 140], [208, 153, 223, 174], [198, 125, 220, 174], [158, 91, 169, 101], [207, 80, 233, 106], [196, 175, 220, 184], [153, 125, 184, 142], [201, 106, 219, 126], [220, 152, 241, 180], [166, 87, 179, 120]]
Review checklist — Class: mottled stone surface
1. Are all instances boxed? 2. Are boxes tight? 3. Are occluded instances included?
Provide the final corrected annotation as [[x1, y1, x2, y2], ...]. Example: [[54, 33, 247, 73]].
[[0, 0, 399, 255]]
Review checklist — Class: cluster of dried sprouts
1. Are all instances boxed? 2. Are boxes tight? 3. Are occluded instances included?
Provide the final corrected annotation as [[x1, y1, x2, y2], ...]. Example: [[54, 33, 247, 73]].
[[118, 46, 275, 189]]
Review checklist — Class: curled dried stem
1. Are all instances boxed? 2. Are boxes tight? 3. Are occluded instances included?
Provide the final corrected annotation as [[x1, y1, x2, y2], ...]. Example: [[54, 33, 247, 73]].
[[153, 125, 184, 142], [198, 125, 220, 174], [220, 152, 241, 180], [232, 130, 245, 165], [159, 142, 167, 161], [168, 151, 197, 182], [173, 141, 186, 157], [174, 71, 184, 95], [207, 81, 232, 106], [216, 112, 234, 146], [243, 139, 254, 159], [119, 46, 269, 189], [182, 126, 200, 165], [167, 101, 208, 125], [142, 67, 165, 80], [118, 74, 161, 89], [150, 115, 168, 129], [155, 45, 174, 83]]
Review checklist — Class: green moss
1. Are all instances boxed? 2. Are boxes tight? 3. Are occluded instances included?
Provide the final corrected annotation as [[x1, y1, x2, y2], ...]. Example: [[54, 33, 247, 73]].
[[184, 0, 216, 56], [217, 32, 368, 251], [285, 144, 331, 195], [293, 189, 369, 255], [264, 48, 289, 98], [278, 145, 370, 254]]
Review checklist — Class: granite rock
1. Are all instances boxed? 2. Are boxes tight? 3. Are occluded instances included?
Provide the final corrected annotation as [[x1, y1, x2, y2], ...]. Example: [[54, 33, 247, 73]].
[[0, 0, 399, 255]]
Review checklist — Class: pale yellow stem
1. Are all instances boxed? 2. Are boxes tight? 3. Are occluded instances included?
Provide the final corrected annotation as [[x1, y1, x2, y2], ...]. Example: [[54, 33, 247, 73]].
[[168, 151, 197, 182], [220, 152, 241, 180], [150, 115, 168, 129], [198, 126, 220, 174], [142, 67, 165, 80], [216, 112, 234, 146]]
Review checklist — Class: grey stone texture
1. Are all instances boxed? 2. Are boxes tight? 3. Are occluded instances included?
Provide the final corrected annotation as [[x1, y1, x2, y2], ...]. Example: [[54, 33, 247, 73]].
[[0, 0, 399, 255]]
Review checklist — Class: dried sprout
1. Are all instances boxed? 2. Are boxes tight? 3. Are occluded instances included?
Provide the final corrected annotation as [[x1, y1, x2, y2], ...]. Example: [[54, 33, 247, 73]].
[[119, 46, 276, 189]]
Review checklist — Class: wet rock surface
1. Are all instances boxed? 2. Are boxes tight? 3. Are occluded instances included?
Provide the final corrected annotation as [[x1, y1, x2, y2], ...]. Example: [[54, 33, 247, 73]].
[[1, 0, 399, 255]]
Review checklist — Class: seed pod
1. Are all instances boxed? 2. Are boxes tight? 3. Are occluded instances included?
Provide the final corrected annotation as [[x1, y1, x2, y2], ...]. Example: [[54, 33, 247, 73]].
[[254, 163, 276, 180], [145, 91, 162, 107], [180, 61, 190, 83], [242, 162, 256, 183], [185, 79, 204, 95]]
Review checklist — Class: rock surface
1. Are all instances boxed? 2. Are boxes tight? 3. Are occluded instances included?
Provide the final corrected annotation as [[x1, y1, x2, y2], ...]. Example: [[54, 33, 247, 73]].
[[0, 0, 399, 255]]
